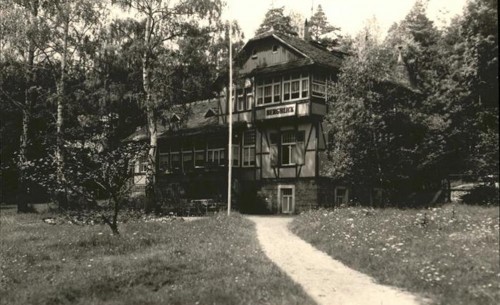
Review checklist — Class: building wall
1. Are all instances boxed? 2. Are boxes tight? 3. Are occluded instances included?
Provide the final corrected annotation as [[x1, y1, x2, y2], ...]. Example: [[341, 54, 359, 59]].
[[254, 178, 378, 214], [255, 178, 327, 214], [257, 122, 317, 180]]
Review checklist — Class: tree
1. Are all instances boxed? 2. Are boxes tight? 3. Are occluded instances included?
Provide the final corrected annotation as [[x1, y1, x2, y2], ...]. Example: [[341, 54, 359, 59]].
[[439, 0, 498, 178], [308, 5, 341, 46], [255, 6, 297, 36], [44, 0, 107, 209], [382, 1, 460, 200], [26, 129, 148, 234], [0, 0, 48, 211], [323, 23, 432, 205], [385, 0, 498, 183], [385, 0, 443, 93], [113, 0, 224, 212]]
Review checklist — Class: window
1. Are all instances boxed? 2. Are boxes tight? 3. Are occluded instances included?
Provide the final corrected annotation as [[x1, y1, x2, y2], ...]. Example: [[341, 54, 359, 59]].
[[255, 74, 309, 105], [237, 96, 245, 111], [235, 89, 244, 111], [207, 148, 225, 166], [256, 77, 282, 106], [246, 93, 254, 110], [242, 130, 256, 167], [193, 141, 205, 168], [272, 45, 279, 53], [182, 151, 193, 170], [273, 84, 281, 103], [195, 151, 205, 167], [256, 87, 263, 105], [283, 82, 290, 101], [264, 85, 272, 104], [280, 187, 294, 214], [335, 187, 349, 205], [137, 156, 148, 173], [269, 130, 306, 166], [232, 145, 240, 166], [159, 153, 169, 173], [302, 79, 309, 98], [171, 152, 181, 170], [312, 74, 326, 98], [291, 80, 300, 99], [281, 131, 296, 166], [283, 73, 309, 102]]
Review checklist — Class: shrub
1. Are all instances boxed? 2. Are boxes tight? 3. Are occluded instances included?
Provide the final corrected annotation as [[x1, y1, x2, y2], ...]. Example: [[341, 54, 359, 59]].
[[461, 185, 499, 205]]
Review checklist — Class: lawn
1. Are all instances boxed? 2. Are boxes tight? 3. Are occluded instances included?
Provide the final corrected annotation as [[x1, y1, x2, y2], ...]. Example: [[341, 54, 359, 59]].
[[290, 204, 500, 305], [0, 208, 314, 305]]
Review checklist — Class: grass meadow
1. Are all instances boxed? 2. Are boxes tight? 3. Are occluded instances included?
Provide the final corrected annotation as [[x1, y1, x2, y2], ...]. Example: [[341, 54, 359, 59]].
[[0, 208, 314, 305], [290, 204, 500, 305]]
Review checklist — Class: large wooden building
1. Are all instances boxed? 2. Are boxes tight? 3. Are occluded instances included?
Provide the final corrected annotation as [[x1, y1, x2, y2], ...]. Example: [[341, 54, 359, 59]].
[[127, 32, 360, 213]]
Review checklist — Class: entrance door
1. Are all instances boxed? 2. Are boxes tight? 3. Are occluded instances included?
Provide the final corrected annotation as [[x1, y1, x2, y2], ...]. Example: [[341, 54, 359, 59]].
[[281, 188, 294, 214]]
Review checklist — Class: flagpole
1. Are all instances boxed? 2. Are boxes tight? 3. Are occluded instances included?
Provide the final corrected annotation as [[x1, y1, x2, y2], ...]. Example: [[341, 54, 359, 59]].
[[227, 20, 233, 216]]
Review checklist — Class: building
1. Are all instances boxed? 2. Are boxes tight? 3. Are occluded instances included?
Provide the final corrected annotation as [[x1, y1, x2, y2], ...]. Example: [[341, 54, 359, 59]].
[[126, 32, 390, 213]]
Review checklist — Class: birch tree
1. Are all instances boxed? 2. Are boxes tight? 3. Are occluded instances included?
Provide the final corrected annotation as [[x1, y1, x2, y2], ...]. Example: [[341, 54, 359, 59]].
[[113, 0, 223, 212], [43, 0, 106, 208]]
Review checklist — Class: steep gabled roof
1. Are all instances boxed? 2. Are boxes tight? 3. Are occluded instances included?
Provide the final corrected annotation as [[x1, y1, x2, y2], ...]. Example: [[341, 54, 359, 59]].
[[275, 34, 344, 69], [123, 99, 224, 142], [238, 32, 344, 71], [172, 98, 221, 130]]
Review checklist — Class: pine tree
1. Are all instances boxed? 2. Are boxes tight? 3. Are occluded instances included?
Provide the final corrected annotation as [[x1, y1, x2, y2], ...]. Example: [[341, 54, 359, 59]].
[[308, 5, 341, 46], [255, 7, 297, 36]]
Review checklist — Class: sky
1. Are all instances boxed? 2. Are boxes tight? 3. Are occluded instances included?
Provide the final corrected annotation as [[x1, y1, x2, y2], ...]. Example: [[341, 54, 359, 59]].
[[222, 0, 468, 39]]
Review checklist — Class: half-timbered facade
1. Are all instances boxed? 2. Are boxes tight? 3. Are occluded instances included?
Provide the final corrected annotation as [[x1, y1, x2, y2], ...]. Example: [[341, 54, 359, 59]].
[[127, 32, 352, 213]]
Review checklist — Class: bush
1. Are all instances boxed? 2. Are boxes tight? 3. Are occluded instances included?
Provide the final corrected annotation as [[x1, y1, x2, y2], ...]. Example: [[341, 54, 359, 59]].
[[461, 185, 499, 205]]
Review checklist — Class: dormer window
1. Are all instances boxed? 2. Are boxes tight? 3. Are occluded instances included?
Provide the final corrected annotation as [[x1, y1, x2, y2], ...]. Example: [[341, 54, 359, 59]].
[[205, 108, 217, 118], [251, 48, 257, 59], [171, 114, 181, 123], [272, 45, 279, 53]]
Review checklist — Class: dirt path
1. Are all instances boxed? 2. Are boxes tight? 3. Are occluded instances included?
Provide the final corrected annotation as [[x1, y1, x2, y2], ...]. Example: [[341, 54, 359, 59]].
[[247, 216, 428, 305]]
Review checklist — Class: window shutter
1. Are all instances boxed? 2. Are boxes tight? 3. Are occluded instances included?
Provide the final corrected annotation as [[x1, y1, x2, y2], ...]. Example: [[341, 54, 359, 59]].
[[294, 142, 305, 165], [269, 132, 279, 167], [294, 131, 305, 165], [270, 144, 278, 167]]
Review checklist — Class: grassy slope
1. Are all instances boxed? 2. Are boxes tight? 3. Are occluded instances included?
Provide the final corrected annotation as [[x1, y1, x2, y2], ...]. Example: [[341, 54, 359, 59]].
[[0, 211, 314, 305], [290, 204, 500, 305]]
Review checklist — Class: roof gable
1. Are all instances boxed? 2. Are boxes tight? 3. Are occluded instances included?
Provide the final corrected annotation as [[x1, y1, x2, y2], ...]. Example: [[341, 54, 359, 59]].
[[204, 108, 217, 118], [236, 32, 343, 75]]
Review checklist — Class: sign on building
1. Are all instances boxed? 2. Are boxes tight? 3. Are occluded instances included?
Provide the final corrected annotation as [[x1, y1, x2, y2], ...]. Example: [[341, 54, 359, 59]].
[[265, 104, 296, 119]]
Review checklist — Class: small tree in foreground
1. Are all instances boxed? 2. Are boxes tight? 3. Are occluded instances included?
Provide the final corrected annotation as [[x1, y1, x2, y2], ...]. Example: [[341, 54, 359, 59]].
[[25, 139, 147, 235]]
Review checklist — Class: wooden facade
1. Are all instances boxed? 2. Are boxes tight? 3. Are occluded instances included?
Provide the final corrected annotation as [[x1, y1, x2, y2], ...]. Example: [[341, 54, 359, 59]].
[[130, 32, 356, 213]]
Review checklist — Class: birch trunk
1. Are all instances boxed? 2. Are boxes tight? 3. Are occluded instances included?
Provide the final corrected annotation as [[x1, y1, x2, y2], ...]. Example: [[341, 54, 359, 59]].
[[55, 12, 69, 209], [143, 13, 157, 213]]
